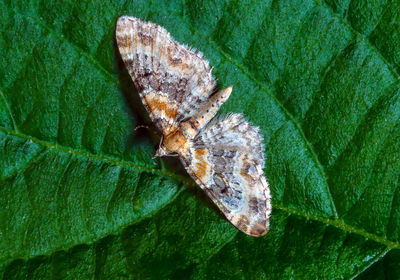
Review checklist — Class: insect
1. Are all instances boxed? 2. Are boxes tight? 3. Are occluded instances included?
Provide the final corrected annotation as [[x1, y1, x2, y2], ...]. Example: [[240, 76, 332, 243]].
[[116, 16, 271, 236]]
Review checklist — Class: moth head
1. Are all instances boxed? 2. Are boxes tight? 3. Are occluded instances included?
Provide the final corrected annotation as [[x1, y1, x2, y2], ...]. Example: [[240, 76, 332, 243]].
[[152, 144, 170, 158], [152, 134, 174, 158], [152, 132, 184, 159], [152, 134, 168, 158]]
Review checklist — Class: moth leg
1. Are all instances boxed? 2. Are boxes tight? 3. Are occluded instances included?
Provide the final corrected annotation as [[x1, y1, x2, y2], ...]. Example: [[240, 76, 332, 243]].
[[134, 124, 150, 131], [134, 124, 162, 138]]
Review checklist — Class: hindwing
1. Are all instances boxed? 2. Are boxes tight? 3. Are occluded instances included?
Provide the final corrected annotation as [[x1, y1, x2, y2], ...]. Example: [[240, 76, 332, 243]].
[[180, 114, 272, 236]]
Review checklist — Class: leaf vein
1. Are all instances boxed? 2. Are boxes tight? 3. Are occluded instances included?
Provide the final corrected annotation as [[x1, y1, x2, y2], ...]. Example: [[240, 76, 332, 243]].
[[0, 90, 18, 132], [274, 203, 400, 249], [19, 12, 117, 83], [317, 0, 400, 80], [349, 247, 391, 280]]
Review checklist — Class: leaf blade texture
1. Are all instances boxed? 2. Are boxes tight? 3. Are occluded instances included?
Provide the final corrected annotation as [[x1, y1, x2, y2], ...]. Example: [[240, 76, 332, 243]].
[[1, 0, 400, 279]]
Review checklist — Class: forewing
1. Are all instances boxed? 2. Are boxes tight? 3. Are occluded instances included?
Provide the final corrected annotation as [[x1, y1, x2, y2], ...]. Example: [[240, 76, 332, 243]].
[[116, 16, 216, 135], [180, 114, 271, 236]]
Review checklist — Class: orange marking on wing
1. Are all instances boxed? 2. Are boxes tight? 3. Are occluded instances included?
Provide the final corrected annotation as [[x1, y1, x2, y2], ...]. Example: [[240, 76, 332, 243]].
[[196, 148, 206, 156], [194, 148, 209, 179], [145, 95, 177, 120], [195, 161, 208, 179]]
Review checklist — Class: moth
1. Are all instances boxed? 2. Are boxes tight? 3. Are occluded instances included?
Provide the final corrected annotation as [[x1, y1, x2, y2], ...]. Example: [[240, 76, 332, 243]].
[[116, 16, 271, 236]]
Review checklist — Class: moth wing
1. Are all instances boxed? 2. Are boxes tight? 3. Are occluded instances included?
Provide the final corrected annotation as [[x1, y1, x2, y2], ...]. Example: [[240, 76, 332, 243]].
[[180, 114, 271, 236], [116, 16, 216, 135]]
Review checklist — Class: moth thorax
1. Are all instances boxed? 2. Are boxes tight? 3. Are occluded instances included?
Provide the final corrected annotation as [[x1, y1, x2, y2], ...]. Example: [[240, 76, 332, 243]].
[[179, 118, 199, 139], [163, 130, 187, 153]]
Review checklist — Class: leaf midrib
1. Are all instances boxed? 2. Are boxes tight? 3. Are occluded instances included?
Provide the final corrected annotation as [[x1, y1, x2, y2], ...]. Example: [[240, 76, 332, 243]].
[[1, 125, 399, 251], [0, 126, 194, 187]]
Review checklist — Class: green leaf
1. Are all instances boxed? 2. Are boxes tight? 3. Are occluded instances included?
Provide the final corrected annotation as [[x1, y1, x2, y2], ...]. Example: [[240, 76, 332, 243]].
[[1, 0, 399, 279]]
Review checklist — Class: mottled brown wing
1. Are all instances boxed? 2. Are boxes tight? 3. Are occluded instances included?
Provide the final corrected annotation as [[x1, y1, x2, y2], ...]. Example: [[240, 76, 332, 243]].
[[116, 16, 216, 135], [180, 114, 272, 237]]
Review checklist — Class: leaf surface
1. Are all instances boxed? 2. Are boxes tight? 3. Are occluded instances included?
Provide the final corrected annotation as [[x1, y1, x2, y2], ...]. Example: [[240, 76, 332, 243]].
[[1, 0, 399, 279]]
